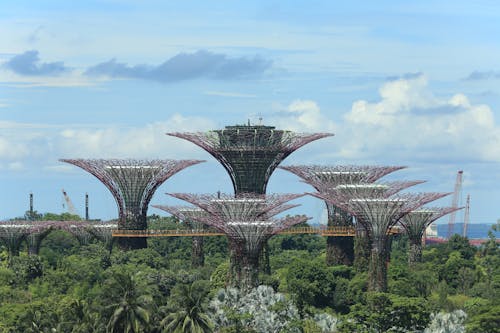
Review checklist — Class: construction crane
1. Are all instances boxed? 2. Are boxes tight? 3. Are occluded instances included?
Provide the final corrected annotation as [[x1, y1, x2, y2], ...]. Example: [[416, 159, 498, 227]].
[[62, 188, 77, 215], [462, 194, 470, 237], [447, 170, 463, 239]]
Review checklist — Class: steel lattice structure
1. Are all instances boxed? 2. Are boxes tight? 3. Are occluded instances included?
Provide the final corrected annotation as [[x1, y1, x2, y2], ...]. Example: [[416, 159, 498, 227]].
[[25, 221, 60, 255], [159, 206, 209, 268], [0, 221, 32, 260], [399, 207, 462, 265], [156, 193, 308, 290], [60, 158, 203, 249], [311, 187, 450, 292], [0, 220, 119, 256], [279, 165, 408, 266], [167, 125, 332, 194]]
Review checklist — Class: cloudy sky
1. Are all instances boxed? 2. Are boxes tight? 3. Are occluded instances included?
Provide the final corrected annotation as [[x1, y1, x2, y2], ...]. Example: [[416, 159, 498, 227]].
[[1, 1, 500, 226]]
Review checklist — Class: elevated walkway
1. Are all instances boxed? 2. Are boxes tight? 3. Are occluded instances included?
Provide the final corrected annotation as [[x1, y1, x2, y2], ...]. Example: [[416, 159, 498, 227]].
[[112, 226, 402, 237]]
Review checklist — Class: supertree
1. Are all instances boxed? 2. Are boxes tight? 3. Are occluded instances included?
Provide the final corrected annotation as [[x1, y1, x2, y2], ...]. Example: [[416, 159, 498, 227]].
[[162, 206, 208, 268], [279, 165, 405, 265], [311, 187, 449, 292], [0, 221, 31, 261], [156, 193, 308, 290], [167, 125, 332, 195], [399, 207, 461, 266], [25, 221, 61, 255], [57, 221, 94, 245], [60, 159, 203, 249], [87, 221, 117, 253]]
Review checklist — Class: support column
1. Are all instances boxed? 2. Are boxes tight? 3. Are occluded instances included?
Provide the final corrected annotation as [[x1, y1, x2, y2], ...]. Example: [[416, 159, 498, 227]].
[[369, 236, 389, 292], [191, 236, 205, 268]]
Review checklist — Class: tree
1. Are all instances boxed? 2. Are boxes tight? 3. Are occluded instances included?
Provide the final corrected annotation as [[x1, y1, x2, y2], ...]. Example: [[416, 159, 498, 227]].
[[466, 304, 500, 333], [160, 280, 213, 333], [104, 271, 153, 333], [423, 310, 466, 333], [209, 286, 300, 333], [340, 292, 431, 332]]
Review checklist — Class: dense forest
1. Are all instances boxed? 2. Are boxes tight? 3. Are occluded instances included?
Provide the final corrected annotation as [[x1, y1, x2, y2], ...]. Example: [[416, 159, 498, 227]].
[[0, 214, 499, 333]]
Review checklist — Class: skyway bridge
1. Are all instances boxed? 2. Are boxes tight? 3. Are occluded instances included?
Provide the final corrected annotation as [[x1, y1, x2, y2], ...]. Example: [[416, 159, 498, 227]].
[[112, 226, 402, 237]]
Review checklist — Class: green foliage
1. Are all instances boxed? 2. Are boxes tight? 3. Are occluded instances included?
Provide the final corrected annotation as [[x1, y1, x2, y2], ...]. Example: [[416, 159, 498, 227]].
[[0, 213, 499, 332], [103, 270, 154, 333], [340, 292, 431, 332], [160, 280, 213, 333], [9, 255, 44, 284], [210, 260, 229, 290], [42, 212, 82, 221], [466, 304, 500, 333]]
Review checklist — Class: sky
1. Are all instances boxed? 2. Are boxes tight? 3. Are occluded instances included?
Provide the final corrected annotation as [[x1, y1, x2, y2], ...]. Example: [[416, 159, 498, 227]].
[[1, 1, 500, 226]]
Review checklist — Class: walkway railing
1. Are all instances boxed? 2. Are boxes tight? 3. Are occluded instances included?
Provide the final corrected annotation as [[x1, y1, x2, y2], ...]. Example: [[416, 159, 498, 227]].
[[112, 226, 402, 237]]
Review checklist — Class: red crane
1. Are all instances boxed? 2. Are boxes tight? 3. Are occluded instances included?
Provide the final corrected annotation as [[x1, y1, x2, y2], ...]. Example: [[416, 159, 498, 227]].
[[447, 170, 463, 239]]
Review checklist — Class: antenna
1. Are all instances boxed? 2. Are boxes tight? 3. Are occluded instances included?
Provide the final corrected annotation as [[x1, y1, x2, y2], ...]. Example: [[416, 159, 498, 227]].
[[29, 192, 34, 215], [85, 193, 89, 220]]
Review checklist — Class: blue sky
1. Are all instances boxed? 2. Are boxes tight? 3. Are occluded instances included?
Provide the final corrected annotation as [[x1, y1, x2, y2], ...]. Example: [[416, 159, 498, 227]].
[[1, 0, 500, 226]]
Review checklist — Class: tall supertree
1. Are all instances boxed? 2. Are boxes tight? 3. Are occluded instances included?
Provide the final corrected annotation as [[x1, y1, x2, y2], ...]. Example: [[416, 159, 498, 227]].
[[311, 187, 449, 292], [60, 159, 203, 250], [167, 125, 332, 195], [399, 207, 461, 266], [279, 165, 405, 265], [156, 193, 308, 290]]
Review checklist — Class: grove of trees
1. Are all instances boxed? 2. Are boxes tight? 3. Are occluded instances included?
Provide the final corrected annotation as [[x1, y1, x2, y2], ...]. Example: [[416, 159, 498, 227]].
[[0, 214, 499, 332]]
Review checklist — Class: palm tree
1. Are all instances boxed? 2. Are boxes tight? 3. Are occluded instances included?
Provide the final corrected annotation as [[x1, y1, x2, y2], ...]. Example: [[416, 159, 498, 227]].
[[161, 281, 213, 333], [105, 271, 153, 333]]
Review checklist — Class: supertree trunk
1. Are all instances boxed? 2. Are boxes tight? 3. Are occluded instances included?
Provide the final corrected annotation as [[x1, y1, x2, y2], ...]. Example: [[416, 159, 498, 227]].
[[369, 235, 389, 292], [327, 236, 354, 266], [27, 234, 44, 255], [326, 206, 354, 266], [119, 211, 147, 249], [228, 238, 261, 291], [408, 237, 423, 267], [260, 242, 271, 274], [191, 236, 204, 268], [354, 224, 371, 272]]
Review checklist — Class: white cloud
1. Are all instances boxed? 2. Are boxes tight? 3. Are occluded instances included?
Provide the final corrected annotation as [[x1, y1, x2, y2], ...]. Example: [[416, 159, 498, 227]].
[[339, 74, 500, 162], [269, 99, 337, 132], [0, 136, 30, 160], [57, 113, 216, 159], [0, 114, 215, 174]]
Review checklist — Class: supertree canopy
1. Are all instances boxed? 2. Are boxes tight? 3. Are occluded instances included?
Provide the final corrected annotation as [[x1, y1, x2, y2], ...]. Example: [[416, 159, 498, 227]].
[[167, 125, 332, 195], [399, 207, 461, 266], [280, 165, 407, 266], [157, 193, 308, 290], [60, 159, 203, 249], [311, 186, 449, 292]]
